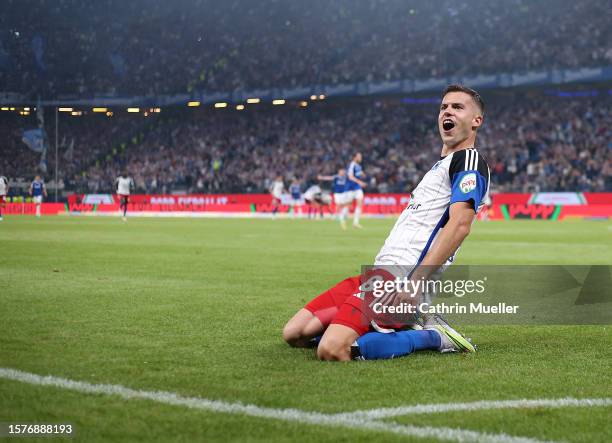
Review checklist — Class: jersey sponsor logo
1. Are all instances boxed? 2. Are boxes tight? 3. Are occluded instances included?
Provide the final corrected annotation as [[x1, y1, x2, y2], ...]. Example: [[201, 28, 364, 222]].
[[459, 173, 477, 194]]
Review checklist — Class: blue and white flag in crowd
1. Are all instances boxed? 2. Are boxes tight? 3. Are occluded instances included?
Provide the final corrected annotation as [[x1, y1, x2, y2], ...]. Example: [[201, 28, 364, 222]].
[[22, 128, 46, 153]]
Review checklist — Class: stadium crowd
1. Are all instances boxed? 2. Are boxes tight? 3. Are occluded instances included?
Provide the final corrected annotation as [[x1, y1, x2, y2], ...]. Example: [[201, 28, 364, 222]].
[[1, 0, 611, 97], [3, 93, 609, 194]]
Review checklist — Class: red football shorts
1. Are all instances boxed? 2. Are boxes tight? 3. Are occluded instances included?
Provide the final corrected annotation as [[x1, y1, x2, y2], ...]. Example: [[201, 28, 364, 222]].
[[304, 269, 414, 336], [304, 275, 371, 336]]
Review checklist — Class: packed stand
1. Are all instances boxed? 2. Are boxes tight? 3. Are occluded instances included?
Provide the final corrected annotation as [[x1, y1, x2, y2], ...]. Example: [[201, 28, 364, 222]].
[[56, 94, 611, 195], [1, 0, 611, 98]]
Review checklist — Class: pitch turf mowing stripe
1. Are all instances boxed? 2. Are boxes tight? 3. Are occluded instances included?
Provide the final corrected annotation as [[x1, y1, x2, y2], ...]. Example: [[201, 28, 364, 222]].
[[336, 398, 612, 420], [0, 367, 553, 443]]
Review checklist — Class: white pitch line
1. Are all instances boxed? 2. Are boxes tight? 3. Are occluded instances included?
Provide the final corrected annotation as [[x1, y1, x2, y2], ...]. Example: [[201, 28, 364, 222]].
[[0, 367, 563, 443], [336, 397, 612, 420]]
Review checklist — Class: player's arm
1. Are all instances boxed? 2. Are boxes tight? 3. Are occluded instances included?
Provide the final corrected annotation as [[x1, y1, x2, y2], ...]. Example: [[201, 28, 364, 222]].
[[43, 183, 47, 197], [410, 202, 474, 281], [29, 183, 33, 196], [317, 175, 334, 181], [412, 150, 489, 281]]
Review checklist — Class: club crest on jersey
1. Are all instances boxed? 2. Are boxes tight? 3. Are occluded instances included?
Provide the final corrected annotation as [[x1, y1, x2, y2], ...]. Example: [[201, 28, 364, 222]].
[[459, 173, 477, 194]]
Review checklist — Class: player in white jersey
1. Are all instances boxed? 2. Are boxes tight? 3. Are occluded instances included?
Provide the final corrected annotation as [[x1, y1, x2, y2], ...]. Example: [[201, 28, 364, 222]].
[[115, 171, 134, 221], [283, 85, 490, 360], [0, 175, 8, 221], [269, 176, 284, 216], [345, 153, 367, 228], [303, 184, 331, 219]]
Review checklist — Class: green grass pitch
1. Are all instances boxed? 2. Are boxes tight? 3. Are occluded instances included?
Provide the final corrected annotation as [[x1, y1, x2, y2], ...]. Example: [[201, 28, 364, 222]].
[[0, 216, 610, 442]]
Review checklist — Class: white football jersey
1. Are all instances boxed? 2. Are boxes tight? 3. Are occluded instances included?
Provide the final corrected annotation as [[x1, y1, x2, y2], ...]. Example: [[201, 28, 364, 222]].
[[303, 185, 322, 201], [375, 148, 490, 267], [271, 180, 284, 198], [116, 177, 134, 195], [0, 176, 7, 195]]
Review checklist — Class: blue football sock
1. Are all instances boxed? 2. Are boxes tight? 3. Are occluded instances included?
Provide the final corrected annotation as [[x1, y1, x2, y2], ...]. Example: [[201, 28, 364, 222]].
[[356, 330, 441, 360]]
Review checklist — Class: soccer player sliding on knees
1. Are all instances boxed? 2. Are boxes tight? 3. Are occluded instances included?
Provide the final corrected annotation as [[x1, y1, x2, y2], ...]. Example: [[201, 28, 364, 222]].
[[283, 85, 490, 361]]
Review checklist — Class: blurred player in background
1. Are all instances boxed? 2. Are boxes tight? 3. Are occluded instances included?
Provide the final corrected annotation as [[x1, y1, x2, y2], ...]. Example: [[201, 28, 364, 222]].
[[288, 178, 301, 217], [303, 184, 331, 219], [346, 152, 367, 228], [115, 171, 134, 221], [270, 176, 285, 216], [318, 168, 349, 229], [479, 190, 493, 221], [0, 175, 8, 221], [29, 175, 47, 218]]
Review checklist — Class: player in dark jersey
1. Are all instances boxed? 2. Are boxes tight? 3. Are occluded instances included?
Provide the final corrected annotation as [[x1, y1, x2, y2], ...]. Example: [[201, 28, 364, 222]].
[[288, 178, 302, 217], [283, 85, 490, 360], [30, 175, 47, 217]]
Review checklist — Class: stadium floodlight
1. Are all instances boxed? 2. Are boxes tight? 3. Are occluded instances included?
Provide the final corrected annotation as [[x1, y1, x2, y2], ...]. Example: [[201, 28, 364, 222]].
[[246, 98, 260, 104], [127, 107, 140, 113], [58, 107, 73, 112], [1, 107, 8, 111], [70, 111, 82, 116], [319, 94, 326, 100], [187, 101, 201, 107], [92, 107, 108, 113], [236, 104, 245, 110], [272, 99, 286, 105], [299, 101, 308, 107], [214, 102, 228, 108], [310, 95, 317, 100], [153, 108, 161, 113], [24, 107, 30, 111]]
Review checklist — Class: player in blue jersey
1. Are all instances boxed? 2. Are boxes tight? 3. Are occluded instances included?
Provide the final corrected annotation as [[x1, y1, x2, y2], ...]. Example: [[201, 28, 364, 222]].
[[283, 85, 489, 361], [29, 175, 47, 217], [317, 168, 349, 229], [346, 153, 367, 228], [288, 178, 302, 217]]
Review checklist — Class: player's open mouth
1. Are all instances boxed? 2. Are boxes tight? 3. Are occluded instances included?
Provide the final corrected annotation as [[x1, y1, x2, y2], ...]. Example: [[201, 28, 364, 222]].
[[442, 119, 455, 131]]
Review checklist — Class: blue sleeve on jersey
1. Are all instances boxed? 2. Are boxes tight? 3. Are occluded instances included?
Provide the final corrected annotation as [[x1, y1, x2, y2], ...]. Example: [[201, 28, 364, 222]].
[[450, 170, 487, 211]]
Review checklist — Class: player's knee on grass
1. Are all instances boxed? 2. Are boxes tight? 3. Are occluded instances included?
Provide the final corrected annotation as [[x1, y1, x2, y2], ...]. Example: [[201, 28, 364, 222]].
[[282, 309, 323, 347], [317, 325, 357, 361], [316, 339, 351, 361], [282, 323, 303, 347]]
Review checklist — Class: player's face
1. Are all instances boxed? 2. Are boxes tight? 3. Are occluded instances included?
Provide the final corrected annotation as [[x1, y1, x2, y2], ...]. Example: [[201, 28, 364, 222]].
[[354, 153, 362, 163], [438, 92, 483, 147], [338, 169, 345, 176]]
